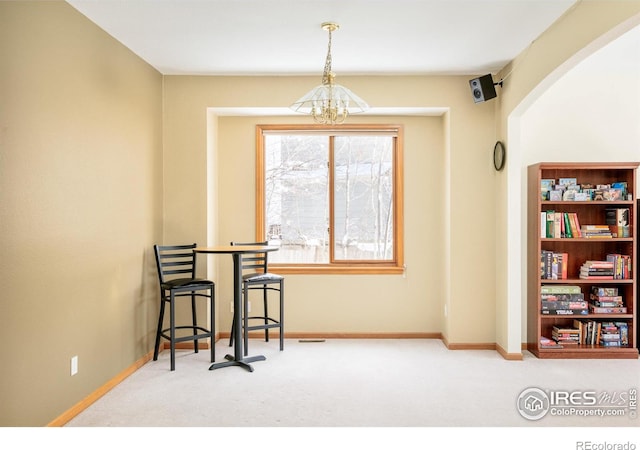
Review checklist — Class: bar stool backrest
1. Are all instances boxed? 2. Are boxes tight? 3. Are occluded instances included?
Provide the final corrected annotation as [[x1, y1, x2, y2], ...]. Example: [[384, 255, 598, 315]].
[[154, 243, 198, 284], [230, 241, 269, 276]]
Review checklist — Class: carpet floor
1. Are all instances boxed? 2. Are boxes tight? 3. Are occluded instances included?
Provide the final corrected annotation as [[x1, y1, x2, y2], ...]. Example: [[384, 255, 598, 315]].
[[63, 339, 639, 429]]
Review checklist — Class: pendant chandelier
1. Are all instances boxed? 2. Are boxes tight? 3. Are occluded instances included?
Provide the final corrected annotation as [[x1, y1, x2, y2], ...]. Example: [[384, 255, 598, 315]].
[[290, 22, 369, 125]]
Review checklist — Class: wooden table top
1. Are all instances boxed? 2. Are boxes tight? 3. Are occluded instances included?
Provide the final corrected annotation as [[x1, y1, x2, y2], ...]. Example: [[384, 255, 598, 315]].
[[193, 245, 279, 254]]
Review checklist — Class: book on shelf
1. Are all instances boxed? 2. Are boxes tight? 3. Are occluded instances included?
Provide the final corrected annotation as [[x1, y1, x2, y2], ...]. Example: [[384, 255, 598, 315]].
[[559, 178, 577, 186], [552, 326, 581, 344], [568, 212, 582, 237], [617, 322, 630, 346], [603, 189, 623, 201], [562, 213, 572, 238], [540, 336, 563, 349], [541, 300, 588, 309], [552, 326, 581, 335], [580, 266, 614, 274], [582, 224, 611, 230], [590, 296, 623, 306], [589, 306, 628, 314], [583, 260, 615, 268], [590, 297, 624, 307], [605, 253, 632, 279], [591, 286, 618, 296], [541, 179, 555, 190], [541, 293, 584, 301], [581, 225, 613, 239], [541, 179, 555, 200], [580, 275, 615, 280], [593, 189, 605, 201], [553, 252, 568, 280], [546, 210, 555, 237], [591, 299, 624, 307], [540, 251, 569, 279], [542, 308, 588, 315], [550, 190, 562, 201], [580, 275, 614, 280], [540, 250, 551, 279], [541, 285, 581, 294], [554, 213, 562, 238], [612, 182, 628, 198], [579, 260, 615, 280], [563, 189, 578, 201]]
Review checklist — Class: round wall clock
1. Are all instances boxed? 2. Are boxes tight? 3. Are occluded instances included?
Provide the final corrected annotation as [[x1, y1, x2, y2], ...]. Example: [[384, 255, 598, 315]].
[[493, 141, 506, 171]]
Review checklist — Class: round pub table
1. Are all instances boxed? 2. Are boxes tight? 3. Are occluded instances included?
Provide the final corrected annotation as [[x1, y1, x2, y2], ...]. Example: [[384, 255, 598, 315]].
[[194, 245, 279, 372]]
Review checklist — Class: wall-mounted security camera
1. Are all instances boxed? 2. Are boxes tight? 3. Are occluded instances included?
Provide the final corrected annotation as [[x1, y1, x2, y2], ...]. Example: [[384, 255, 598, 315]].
[[469, 74, 498, 103]]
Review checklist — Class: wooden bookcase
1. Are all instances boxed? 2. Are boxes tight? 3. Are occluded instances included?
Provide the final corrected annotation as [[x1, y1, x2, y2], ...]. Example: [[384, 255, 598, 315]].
[[527, 162, 639, 359]]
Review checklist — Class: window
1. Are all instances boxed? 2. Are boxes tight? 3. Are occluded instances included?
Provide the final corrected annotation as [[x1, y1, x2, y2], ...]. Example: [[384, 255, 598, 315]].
[[256, 124, 404, 274]]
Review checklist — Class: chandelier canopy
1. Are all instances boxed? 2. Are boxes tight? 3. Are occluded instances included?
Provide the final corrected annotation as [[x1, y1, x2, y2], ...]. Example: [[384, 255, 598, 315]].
[[290, 22, 369, 125]]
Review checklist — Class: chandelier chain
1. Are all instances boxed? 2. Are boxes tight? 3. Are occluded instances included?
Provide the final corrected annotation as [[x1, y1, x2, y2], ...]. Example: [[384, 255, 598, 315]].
[[321, 28, 333, 86]]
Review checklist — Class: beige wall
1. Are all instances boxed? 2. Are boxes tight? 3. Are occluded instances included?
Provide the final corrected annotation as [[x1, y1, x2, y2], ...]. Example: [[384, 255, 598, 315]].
[[162, 75, 497, 342], [494, 1, 640, 353], [0, 2, 163, 426], [215, 115, 446, 334]]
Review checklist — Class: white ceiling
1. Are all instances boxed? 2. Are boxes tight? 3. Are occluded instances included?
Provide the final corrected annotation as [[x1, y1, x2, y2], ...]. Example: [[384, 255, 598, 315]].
[[66, 0, 579, 76]]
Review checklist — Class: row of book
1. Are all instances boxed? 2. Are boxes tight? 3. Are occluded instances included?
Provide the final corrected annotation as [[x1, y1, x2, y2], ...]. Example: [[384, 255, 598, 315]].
[[541, 178, 630, 202], [548, 321, 630, 347], [580, 256, 632, 280], [541, 208, 630, 239], [605, 253, 633, 280], [542, 211, 582, 238], [571, 320, 630, 347], [540, 253, 632, 280], [540, 285, 629, 315]]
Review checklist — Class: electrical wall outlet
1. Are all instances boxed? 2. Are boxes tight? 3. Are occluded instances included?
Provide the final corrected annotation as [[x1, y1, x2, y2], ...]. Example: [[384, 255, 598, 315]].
[[71, 355, 78, 376]]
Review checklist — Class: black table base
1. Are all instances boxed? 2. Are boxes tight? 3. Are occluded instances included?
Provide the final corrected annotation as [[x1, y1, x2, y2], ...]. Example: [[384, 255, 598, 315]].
[[209, 354, 266, 372]]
